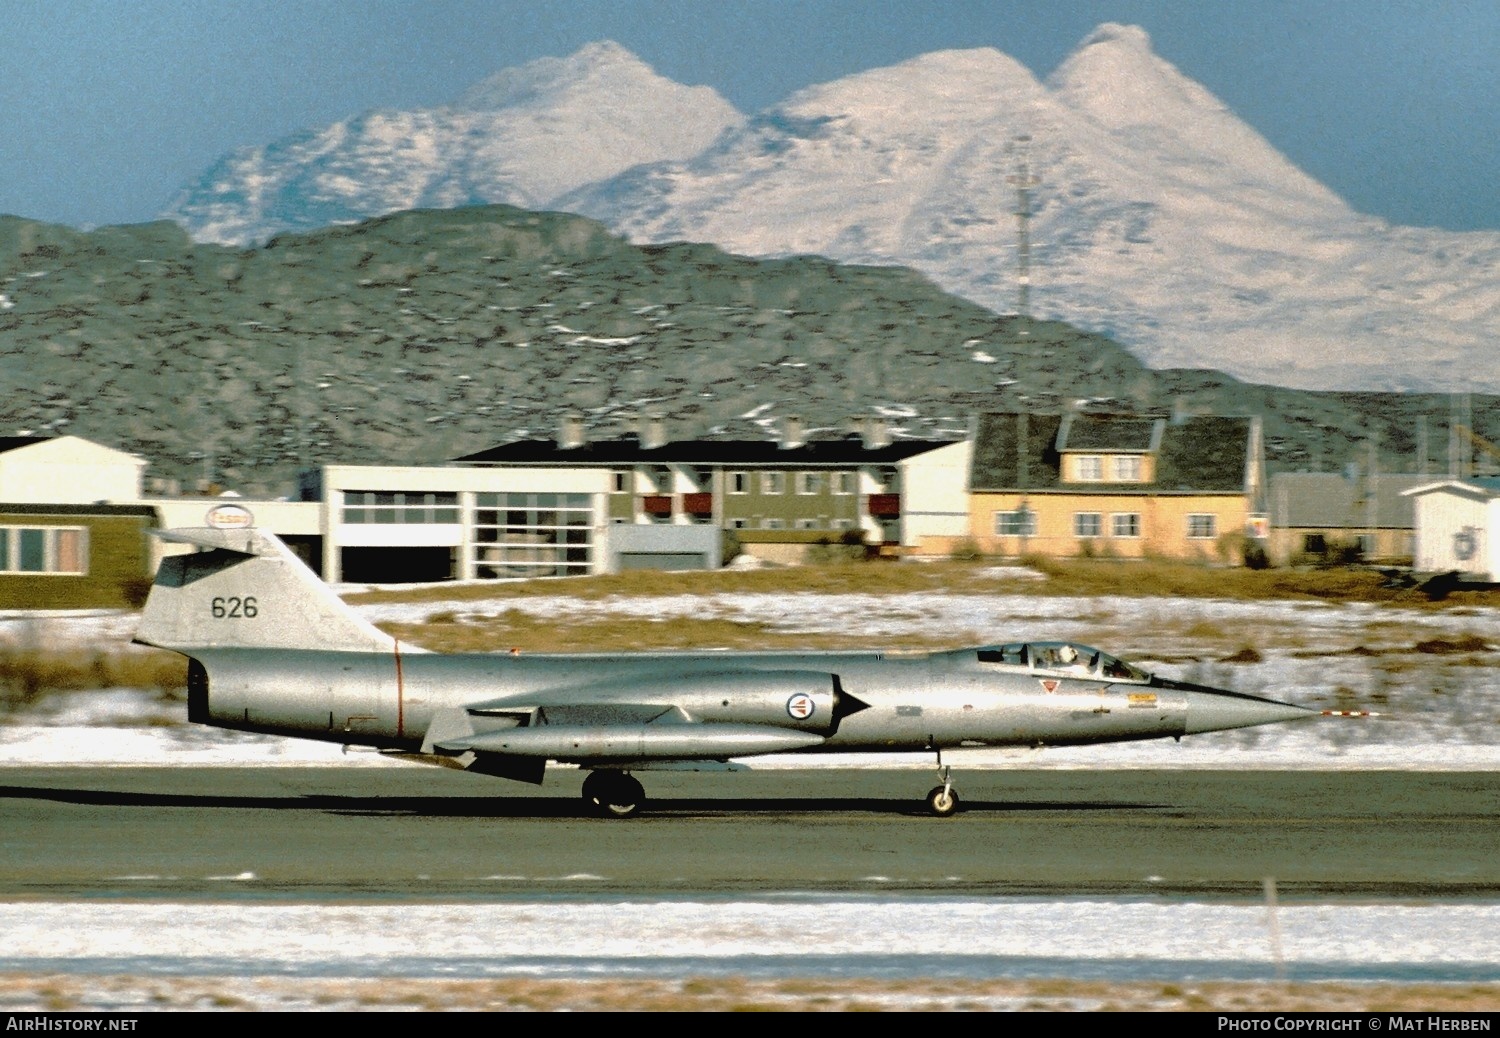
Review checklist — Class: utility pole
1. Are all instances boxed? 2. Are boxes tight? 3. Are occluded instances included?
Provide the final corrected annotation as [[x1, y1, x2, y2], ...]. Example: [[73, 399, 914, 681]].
[[1017, 411, 1030, 556], [1006, 135, 1039, 331]]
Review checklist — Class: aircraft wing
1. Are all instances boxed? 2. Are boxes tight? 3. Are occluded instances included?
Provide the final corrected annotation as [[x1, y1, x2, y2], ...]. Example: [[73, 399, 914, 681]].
[[418, 668, 865, 779]]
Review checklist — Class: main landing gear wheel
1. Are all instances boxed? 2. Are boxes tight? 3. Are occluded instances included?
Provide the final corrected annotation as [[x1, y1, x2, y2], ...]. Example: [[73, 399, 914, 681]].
[[582, 771, 645, 819], [926, 785, 960, 817]]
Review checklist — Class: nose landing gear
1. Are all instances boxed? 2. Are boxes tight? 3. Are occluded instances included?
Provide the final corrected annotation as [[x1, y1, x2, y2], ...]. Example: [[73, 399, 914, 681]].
[[925, 753, 960, 817]]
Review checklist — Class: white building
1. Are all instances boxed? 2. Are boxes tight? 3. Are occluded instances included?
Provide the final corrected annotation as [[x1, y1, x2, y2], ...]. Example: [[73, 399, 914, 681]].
[[1403, 478, 1500, 581], [0, 435, 146, 504], [320, 464, 611, 583], [898, 437, 973, 555]]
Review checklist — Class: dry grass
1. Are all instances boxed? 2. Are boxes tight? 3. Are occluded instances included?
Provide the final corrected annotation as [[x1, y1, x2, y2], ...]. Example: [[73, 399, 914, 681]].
[[346, 557, 1500, 609], [380, 608, 970, 654], [0, 647, 186, 709], [1, 973, 1496, 1012], [1017, 556, 1480, 604], [346, 559, 979, 604]]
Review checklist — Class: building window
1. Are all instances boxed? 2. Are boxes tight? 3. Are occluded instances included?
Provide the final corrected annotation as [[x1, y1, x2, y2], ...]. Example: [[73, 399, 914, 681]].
[[611, 470, 630, 493], [832, 471, 856, 495], [1114, 455, 1143, 481], [0, 526, 87, 574], [1076, 455, 1104, 481], [796, 471, 823, 495], [993, 509, 1036, 537], [1111, 513, 1141, 538], [729, 471, 749, 495], [761, 471, 784, 495], [471, 492, 593, 578], [762, 518, 785, 530], [342, 491, 460, 524], [728, 518, 750, 529], [1074, 512, 1102, 538], [795, 518, 821, 530], [1186, 513, 1217, 539], [831, 518, 856, 530]]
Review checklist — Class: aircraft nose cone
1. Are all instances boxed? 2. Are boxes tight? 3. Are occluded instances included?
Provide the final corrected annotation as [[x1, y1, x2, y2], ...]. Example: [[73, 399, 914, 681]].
[[1183, 689, 1316, 735]]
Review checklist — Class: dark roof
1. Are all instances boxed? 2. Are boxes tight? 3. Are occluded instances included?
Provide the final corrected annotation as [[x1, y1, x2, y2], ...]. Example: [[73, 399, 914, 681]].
[[1154, 415, 1255, 492], [971, 412, 1256, 494], [0, 503, 158, 518], [0, 436, 50, 456], [1057, 414, 1161, 453], [970, 413, 1064, 490], [455, 436, 955, 467]]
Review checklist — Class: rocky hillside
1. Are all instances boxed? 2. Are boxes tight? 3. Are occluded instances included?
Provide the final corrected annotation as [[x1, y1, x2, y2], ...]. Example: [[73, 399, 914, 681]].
[[1, 206, 1494, 496]]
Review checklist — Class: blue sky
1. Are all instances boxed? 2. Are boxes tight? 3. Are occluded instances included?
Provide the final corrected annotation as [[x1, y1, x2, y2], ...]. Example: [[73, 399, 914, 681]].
[[3, 0, 1496, 232]]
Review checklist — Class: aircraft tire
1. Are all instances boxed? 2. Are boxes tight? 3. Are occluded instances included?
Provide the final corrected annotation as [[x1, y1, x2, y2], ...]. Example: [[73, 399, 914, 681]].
[[601, 798, 641, 819], [580, 770, 606, 808], [593, 773, 645, 819], [926, 785, 960, 817]]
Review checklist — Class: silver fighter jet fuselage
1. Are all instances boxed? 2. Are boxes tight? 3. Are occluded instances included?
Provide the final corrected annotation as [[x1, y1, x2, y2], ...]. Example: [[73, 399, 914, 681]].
[[134, 524, 1316, 817]]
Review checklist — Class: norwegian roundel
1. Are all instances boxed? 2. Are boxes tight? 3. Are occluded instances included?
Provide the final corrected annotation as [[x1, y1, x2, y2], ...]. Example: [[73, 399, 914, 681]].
[[786, 693, 816, 720]]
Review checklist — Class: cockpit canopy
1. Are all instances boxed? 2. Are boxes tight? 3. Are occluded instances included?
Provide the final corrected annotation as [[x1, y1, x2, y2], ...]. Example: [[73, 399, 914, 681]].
[[975, 641, 1151, 683]]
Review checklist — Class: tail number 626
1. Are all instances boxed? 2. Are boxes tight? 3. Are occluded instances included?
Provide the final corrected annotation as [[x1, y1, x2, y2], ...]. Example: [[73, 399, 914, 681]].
[[211, 596, 258, 618]]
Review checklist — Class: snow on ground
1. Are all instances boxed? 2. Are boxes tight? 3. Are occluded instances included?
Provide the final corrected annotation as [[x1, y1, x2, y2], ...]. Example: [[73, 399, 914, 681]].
[[0, 592, 1495, 770], [4, 899, 1499, 982]]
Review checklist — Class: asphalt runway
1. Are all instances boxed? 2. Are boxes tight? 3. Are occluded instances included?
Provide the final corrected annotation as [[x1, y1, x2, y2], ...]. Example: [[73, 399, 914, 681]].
[[2, 766, 1497, 899]]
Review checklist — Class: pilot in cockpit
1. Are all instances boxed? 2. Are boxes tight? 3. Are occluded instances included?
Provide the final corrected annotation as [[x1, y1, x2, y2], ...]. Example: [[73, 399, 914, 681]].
[[1053, 644, 1092, 673], [1035, 643, 1090, 673]]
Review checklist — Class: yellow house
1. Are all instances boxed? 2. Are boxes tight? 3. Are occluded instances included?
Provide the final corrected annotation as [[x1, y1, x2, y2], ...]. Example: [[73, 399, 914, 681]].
[[966, 412, 1265, 563]]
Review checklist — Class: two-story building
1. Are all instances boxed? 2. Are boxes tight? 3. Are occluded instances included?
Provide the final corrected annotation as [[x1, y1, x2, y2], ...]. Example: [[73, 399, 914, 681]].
[[456, 419, 957, 566], [965, 412, 1265, 562]]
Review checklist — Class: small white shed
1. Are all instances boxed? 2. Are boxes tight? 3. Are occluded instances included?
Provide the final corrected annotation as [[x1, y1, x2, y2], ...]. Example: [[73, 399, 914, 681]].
[[1403, 478, 1500, 581]]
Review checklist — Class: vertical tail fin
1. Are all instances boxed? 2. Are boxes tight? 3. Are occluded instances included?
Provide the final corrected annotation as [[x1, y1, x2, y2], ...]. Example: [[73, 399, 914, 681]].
[[133, 527, 399, 653]]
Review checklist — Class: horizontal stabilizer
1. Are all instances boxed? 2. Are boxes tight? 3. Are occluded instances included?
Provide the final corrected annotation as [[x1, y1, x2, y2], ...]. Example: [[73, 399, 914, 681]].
[[154, 527, 272, 555]]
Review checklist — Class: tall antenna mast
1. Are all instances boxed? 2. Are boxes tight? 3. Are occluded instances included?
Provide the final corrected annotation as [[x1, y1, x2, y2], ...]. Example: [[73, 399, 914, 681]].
[[1006, 134, 1039, 328]]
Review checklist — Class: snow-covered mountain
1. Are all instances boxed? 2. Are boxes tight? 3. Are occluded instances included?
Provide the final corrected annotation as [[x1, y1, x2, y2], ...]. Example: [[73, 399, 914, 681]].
[[164, 27, 1500, 394], [164, 41, 743, 246], [562, 25, 1500, 394]]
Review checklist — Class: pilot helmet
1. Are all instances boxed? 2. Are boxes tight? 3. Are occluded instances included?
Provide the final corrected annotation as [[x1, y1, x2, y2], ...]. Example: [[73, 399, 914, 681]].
[[1058, 645, 1078, 664]]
